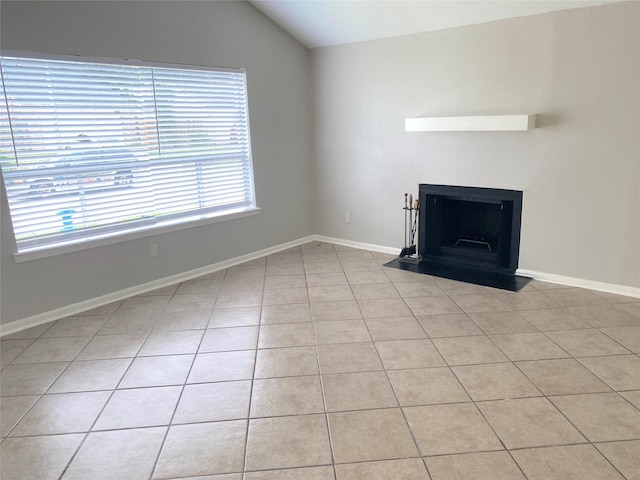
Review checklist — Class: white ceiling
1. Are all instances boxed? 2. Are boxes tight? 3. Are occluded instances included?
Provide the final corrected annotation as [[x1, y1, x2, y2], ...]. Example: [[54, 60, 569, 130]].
[[249, 0, 626, 49]]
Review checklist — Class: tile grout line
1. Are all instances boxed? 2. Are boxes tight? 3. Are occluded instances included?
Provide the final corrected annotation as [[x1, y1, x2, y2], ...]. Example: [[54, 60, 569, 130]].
[[240, 258, 267, 478], [309, 243, 343, 480]]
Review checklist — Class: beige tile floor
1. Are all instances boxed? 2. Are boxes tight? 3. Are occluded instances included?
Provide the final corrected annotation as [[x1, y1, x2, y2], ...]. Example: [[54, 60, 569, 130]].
[[1, 241, 640, 479]]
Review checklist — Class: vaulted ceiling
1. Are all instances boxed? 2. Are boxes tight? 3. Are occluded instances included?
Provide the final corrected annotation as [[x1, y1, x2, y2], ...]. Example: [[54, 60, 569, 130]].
[[249, 0, 626, 48]]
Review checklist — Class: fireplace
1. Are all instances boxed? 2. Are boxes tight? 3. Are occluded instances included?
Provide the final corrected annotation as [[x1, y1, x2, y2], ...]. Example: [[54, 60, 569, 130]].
[[386, 184, 531, 291], [419, 184, 522, 272]]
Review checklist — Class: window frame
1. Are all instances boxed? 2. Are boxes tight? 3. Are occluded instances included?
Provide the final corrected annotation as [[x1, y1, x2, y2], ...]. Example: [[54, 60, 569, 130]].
[[0, 50, 259, 262]]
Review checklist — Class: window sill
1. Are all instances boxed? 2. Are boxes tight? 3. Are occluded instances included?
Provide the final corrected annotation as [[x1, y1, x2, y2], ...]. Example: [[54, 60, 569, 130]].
[[13, 206, 261, 263]]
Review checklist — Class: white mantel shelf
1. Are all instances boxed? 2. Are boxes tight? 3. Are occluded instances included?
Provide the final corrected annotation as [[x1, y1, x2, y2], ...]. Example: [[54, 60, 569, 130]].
[[405, 114, 536, 132]]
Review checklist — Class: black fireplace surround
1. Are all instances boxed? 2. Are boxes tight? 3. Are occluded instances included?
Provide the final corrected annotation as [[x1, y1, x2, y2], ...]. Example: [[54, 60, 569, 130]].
[[386, 184, 531, 291]]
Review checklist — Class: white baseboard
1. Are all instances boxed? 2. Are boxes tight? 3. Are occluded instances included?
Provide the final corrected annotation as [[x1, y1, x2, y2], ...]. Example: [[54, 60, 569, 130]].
[[0, 235, 315, 337], [313, 235, 401, 256], [517, 268, 640, 299], [3, 235, 638, 336]]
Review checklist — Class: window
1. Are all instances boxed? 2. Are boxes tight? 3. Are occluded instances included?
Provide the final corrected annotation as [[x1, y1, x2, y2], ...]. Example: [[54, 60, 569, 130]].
[[0, 53, 256, 256]]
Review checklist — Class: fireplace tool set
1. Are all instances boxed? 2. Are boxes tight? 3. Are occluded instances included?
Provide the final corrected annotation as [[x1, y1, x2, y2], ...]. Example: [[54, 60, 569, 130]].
[[400, 193, 421, 260]]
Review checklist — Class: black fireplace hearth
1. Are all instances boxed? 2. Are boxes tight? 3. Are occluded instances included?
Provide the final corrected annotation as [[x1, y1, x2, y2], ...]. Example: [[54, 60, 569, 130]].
[[385, 184, 531, 291]]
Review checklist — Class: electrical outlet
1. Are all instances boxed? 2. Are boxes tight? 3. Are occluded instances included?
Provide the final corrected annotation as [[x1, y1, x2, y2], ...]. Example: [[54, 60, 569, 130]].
[[345, 212, 351, 223], [150, 243, 159, 257]]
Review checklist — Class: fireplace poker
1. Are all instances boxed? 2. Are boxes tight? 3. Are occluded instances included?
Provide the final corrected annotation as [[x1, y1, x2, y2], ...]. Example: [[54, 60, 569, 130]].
[[411, 198, 419, 246], [404, 193, 408, 248], [407, 193, 413, 248]]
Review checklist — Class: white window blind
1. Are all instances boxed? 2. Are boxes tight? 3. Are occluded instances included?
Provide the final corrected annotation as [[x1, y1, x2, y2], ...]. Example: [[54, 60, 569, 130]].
[[0, 54, 255, 253]]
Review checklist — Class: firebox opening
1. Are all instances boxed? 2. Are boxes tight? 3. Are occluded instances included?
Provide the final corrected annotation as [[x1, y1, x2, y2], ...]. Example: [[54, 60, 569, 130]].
[[440, 198, 502, 265]]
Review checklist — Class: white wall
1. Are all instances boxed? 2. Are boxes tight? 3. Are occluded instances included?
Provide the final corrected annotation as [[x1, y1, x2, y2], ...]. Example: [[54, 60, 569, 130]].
[[0, 1, 314, 324], [312, 1, 640, 289]]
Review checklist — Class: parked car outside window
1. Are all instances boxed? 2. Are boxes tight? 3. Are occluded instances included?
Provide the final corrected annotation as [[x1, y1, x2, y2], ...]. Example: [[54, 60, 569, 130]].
[[6, 147, 141, 197]]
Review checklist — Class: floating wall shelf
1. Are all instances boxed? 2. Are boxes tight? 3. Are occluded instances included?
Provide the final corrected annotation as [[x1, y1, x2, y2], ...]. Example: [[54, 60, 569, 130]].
[[405, 114, 536, 132]]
